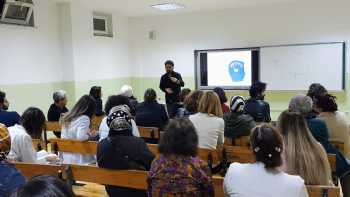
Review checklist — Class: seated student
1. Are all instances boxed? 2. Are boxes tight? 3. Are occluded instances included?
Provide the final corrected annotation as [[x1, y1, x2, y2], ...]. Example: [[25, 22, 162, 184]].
[[47, 90, 69, 138], [99, 95, 140, 141], [213, 87, 230, 114], [315, 94, 350, 158], [8, 107, 58, 163], [10, 175, 75, 197], [0, 124, 25, 197], [89, 86, 104, 116], [120, 85, 138, 115], [289, 95, 350, 195], [176, 90, 203, 118], [97, 105, 154, 197], [244, 81, 271, 123], [174, 88, 191, 117], [278, 111, 332, 185], [61, 95, 97, 164], [224, 96, 255, 140], [0, 91, 20, 127], [135, 89, 169, 130], [189, 91, 224, 150], [307, 83, 328, 116], [148, 118, 214, 197], [224, 124, 308, 197]]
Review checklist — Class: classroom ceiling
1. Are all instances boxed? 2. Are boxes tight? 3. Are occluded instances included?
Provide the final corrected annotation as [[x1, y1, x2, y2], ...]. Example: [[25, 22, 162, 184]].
[[56, 0, 295, 17]]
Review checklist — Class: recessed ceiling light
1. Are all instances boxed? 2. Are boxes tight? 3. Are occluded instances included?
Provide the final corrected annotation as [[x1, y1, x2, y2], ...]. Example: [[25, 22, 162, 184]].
[[151, 3, 185, 11]]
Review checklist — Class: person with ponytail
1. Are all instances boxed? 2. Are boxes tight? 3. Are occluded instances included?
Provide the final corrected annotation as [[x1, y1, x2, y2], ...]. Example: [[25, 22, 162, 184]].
[[224, 124, 308, 197]]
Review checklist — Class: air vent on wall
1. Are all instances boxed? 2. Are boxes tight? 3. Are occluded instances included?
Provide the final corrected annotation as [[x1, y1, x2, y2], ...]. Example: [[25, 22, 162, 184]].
[[0, 0, 35, 26], [93, 12, 113, 37]]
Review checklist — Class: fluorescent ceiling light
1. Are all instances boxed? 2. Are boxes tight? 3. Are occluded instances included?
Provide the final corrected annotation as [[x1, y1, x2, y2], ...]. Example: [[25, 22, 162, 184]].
[[151, 3, 185, 11]]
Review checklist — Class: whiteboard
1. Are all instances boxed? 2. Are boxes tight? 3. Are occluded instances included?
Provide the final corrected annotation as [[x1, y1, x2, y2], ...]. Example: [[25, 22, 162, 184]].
[[260, 43, 344, 91]]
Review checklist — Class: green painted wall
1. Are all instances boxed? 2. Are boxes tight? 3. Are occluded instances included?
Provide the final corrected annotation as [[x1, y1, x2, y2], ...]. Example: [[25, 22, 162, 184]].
[[1, 75, 349, 121]]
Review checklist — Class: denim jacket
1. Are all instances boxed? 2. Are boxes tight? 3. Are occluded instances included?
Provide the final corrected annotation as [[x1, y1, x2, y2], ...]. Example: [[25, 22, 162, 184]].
[[0, 161, 25, 197]]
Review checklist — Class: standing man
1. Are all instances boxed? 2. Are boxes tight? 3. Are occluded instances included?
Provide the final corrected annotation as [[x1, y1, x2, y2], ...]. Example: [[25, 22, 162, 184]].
[[159, 60, 185, 118], [47, 90, 69, 138]]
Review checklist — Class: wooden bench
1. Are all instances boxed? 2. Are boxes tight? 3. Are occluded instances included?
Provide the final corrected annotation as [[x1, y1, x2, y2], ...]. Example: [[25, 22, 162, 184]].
[[14, 162, 64, 179], [138, 126, 161, 139], [330, 140, 345, 154], [50, 138, 98, 155], [32, 139, 46, 151], [13, 163, 341, 197], [224, 136, 250, 147], [46, 121, 61, 132], [46, 115, 105, 133]]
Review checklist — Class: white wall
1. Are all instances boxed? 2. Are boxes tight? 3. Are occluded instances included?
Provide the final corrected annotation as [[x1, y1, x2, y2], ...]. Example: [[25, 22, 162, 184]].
[[69, 0, 131, 82], [0, 0, 63, 85], [129, 1, 350, 79]]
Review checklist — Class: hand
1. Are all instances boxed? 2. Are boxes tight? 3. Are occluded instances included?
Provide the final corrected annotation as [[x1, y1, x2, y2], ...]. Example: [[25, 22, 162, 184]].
[[165, 88, 173, 94], [45, 154, 59, 162], [89, 129, 98, 137], [170, 77, 179, 84]]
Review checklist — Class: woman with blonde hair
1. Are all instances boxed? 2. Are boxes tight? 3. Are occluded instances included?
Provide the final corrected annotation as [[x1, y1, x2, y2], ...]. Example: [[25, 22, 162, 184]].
[[189, 91, 224, 150], [278, 110, 332, 185]]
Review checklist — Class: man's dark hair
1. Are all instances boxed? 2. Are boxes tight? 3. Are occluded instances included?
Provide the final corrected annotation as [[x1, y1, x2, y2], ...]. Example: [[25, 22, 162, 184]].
[[213, 87, 228, 104], [315, 94, 338, 112], [144, 89, 157, 103], [21, 107, 46, 139], [89, 86, 102, 99], [0, 91, 5, 104], [250, 124, 283, 169], [10, 175, 75, 197], [104, 95, 131, 115], [159, 118, 198, 157], [249, 81, 267, 98], [307, 83, 327, 100], [164, 60, 174, 67]]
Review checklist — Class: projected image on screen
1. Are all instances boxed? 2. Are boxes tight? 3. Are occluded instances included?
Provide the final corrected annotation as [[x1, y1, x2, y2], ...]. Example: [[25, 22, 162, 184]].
[[207, 50, 252, 87]]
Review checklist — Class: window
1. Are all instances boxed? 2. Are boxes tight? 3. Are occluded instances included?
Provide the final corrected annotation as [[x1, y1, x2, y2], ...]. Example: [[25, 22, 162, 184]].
[[93, 12, 113, 37], [0, 0, 34, 26]]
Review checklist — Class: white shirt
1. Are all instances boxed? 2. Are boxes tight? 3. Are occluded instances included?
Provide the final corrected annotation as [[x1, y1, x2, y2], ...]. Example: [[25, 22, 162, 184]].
[[61, 115, 94, 164], [224, 162, 308, 197], [98, 117, 140, 141], [189, 113, 224, 150], [8, 125, 46, 163]]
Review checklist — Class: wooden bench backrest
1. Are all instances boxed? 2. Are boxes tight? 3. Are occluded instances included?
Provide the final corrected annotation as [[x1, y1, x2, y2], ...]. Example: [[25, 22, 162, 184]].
[[330, 140, 345, 154], [223, 145, 255, 163], [138, 127, 160, 139], [14, 162, 63, 179], [223, 146, 336, 173], [46, 121, 61, 131], [147, 144, 220, 164], [14, 163, 341, 197], [224, 136, 250, 146], [50, 138, 97, 155], [32, 139, 46, 151], [68, 164, 148, 190], [306, 185, 340, 197]]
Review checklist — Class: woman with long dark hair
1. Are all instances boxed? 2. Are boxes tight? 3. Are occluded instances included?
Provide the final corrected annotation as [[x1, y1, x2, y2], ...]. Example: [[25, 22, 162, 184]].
[[61, 95, 96, 164]]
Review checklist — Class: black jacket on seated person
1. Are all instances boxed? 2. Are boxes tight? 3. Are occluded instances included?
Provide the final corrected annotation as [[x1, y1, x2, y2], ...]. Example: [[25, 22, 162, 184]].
[[135, 101, 169, 129], [244, 98, 271, 123], [97, 134, 155, 197], [224, 112, 256, 139]]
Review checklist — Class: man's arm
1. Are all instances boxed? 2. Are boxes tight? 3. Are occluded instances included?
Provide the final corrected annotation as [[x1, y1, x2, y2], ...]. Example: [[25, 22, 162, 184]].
[[177, 73, 185, 87], [159, 75, 166, 93]]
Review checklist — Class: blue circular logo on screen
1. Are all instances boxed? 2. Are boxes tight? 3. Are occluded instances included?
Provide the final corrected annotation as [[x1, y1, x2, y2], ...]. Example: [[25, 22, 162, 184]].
[[229, 60, 245, 82]]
